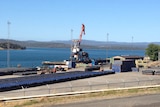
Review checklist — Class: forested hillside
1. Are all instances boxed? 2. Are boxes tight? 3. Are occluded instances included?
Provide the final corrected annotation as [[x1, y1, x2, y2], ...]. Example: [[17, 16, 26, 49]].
[[0, 42, 26, 50]]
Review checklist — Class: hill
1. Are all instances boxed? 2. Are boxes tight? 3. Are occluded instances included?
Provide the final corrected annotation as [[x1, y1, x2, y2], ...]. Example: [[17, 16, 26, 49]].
[[0, 39, 158, 50], [52, 40, 150, 50], [0, 41, 26, 50]]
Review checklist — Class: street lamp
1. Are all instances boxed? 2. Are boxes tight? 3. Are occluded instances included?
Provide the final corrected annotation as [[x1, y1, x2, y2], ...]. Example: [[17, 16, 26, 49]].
[[132, 36, 134, 55], [70, 29, 73, 60], [7, 21, 11, 68], [106, 33, 109, 58], [106, 33, 109, 65]]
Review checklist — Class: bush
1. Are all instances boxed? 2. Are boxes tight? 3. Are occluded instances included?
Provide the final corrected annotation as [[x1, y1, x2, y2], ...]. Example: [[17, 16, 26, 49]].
[[145, 44, 160, 61]]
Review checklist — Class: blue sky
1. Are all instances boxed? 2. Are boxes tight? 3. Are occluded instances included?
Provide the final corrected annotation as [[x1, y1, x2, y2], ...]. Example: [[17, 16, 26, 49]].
[[0, 0, 160, 42]]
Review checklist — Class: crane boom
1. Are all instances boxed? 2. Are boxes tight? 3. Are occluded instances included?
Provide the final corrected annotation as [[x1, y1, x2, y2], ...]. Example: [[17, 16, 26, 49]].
[[79, 24, 85, 42]]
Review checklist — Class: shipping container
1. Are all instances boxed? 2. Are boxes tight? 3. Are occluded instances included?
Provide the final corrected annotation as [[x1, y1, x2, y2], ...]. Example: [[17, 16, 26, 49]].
[[112, 64, 121, 73], [121, 60, 136, 72]]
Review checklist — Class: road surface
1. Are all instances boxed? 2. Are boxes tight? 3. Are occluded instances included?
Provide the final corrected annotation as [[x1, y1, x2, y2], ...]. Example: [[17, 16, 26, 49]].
[[51, 94, 160, 107]]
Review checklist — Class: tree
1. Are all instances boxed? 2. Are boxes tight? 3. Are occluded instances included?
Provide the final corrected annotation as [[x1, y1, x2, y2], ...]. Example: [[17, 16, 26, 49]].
[[145, 44, 160, 61]]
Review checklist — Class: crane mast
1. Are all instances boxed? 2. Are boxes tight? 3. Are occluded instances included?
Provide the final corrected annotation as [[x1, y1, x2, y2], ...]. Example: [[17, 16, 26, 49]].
[[71, 24, 90, 63]]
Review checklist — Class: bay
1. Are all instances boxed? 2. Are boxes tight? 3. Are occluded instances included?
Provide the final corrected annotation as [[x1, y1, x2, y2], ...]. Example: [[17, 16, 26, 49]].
[[0, 48, 145, 68]]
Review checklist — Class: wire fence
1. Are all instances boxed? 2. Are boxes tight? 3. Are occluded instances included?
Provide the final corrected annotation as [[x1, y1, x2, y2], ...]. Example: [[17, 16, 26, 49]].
[[0, 77, 160, 98]]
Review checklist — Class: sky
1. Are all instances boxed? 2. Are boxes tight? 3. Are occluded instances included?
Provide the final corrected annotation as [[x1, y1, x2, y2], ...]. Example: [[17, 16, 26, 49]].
[[0, 0, 160, 42]]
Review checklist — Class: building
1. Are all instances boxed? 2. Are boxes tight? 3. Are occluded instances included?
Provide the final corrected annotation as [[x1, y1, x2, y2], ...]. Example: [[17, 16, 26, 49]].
[[111, 55, 143, 72]]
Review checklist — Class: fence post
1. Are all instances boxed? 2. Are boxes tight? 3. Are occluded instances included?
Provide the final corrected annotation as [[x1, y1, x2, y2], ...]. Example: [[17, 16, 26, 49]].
[[21, 86, 25, 96], [46, 84, 50, 94], [106, 80, 109, 88], [136, 78, 140, 86], [69, 82, 73, 92], [88, 81, 92, 90], [121, 79, 125, 88], [149, 77, 153, 85]]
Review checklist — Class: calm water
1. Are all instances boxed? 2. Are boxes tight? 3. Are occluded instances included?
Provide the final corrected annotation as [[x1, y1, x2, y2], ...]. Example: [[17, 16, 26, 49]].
[[0, 48, 145, 68]]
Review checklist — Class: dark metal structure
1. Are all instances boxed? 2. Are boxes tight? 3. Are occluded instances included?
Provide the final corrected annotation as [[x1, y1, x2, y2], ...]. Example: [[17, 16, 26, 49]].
[[0, 70, 115, 92]]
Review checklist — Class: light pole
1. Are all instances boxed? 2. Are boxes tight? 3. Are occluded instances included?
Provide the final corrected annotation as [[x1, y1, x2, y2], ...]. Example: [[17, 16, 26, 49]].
[[106, 33, 109, 64], [70, 29, 73, 60], [106, 33, 109, 58], [132, 36, 134, 55], [7, 21, 11, 68]]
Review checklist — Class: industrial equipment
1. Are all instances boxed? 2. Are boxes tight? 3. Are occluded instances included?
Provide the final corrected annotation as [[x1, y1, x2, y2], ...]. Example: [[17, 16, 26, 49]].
[[71, 24, 91, 63]]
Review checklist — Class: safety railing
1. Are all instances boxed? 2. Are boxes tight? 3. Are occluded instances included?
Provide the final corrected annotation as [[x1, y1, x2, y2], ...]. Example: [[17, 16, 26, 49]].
[[0, 77, 160, 99]]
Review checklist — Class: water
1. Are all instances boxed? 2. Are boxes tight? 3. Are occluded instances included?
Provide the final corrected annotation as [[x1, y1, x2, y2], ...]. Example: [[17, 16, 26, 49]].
[[0, 48, 145, 68]]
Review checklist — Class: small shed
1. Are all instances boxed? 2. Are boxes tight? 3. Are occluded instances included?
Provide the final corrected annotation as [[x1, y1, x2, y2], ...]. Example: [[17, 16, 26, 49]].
[[111, 55, 143, 72]]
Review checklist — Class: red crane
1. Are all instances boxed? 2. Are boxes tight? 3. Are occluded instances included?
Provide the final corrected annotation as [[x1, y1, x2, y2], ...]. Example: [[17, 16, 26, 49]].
[[79, 24, 85, 42]]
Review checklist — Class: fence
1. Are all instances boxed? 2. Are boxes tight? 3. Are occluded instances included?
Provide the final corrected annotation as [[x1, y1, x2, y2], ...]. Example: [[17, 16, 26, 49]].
[[0, 77, 160, 99]]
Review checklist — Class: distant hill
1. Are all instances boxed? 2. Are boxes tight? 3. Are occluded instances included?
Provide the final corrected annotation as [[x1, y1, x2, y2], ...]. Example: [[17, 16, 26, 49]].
[[0, 39, 159, 50], [53, 40, 152, 50]]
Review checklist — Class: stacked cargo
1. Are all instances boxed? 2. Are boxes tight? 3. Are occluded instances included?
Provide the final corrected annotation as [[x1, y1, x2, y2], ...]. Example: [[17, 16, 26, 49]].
[[0, 70, 115, 92]]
